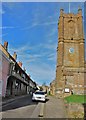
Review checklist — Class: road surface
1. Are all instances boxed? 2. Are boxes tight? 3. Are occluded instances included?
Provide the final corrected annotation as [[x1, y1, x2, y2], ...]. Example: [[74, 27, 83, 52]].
[[1, 95, 39, 118], [0, 95, 66, 118]]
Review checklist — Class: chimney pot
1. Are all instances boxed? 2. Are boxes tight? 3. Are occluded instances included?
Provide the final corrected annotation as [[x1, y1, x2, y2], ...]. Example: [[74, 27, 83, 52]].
[[23, 67, 26, 72], [4, 41, 8, 51], [13, 52, 17, 60]]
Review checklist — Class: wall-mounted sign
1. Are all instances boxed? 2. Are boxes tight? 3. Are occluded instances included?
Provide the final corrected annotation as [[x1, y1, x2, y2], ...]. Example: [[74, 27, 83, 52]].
[[64, 88, 70, 93]]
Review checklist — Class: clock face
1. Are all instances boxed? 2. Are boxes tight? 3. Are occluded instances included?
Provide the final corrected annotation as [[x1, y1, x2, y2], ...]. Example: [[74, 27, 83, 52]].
[[69, 48, 74, 53]]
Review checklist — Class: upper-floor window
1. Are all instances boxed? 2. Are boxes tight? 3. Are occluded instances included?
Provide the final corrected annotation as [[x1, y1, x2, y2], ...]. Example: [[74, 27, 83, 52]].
[[12, 65, 15, 70]]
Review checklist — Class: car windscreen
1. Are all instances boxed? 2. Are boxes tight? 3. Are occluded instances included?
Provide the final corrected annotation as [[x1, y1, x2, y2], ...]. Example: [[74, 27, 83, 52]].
[[35, 92, 45, 95]]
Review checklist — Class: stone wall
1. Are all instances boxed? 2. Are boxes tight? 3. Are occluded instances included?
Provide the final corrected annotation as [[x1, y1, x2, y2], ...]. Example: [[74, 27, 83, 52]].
[[65, 103, 84, 118], [55, 9, 85, 95]]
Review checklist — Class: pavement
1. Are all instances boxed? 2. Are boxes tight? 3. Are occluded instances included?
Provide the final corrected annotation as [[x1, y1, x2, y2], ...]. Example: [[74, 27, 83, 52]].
[[30, 102, 43, 118], [43, 95, 67, 118], [1, 94, 31, 106]]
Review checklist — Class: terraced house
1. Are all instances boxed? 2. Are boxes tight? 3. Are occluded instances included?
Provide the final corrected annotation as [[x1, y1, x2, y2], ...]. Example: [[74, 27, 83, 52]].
[[0, 41, 37, 97]]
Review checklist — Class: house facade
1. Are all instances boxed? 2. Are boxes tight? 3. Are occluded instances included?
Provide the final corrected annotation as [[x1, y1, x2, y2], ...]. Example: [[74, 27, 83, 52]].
[[0, 42, 37, 97], [0, 45, 10, 96]]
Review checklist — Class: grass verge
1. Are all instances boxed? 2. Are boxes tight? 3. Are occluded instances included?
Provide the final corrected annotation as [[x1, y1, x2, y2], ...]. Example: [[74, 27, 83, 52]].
[[64, 95, 86, 103]]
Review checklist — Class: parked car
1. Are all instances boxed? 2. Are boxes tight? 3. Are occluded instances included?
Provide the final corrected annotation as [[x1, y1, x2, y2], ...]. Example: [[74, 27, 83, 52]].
[[32, 91, 46, 102]]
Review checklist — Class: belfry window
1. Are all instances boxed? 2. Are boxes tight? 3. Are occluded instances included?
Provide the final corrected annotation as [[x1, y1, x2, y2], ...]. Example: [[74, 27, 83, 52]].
[[71, 38, 73, 40]]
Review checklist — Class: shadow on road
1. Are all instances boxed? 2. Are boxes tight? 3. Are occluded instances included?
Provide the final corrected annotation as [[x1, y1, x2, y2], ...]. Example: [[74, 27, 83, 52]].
[[45, 98, 49, 102], [2, 95, 50, 112], [2, 95, 38, 112], [32, 98, 49, 103]]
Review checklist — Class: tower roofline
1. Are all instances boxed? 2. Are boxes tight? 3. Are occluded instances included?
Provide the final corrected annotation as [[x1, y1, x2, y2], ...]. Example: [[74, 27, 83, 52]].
[[60, 8, 82, 16]]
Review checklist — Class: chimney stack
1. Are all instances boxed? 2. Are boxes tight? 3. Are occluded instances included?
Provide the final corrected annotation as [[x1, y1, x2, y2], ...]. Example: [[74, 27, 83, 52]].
[[18, 61, 22, 68], [4, 41, 8, 51], [13, 52, 17, 60], [23, 67, 26, 72]]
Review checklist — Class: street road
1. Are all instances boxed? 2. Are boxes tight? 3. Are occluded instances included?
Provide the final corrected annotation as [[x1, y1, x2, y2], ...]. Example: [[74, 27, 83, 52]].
[[1, 95, 39, 118], [0, 95, 66, 118]]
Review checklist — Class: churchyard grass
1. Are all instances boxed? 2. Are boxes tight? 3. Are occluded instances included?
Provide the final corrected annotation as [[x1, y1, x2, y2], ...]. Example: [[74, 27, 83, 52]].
[[64, 95, 86, 103]]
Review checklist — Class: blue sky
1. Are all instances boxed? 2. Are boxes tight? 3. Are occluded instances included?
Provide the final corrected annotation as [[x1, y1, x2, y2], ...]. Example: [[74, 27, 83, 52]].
[[1, 2, 85, 85]]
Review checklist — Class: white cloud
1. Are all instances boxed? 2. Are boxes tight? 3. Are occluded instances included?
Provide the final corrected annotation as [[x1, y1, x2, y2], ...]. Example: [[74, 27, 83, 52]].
[[47, 53, 56, 59], [9, 44, 41, 61], [46, 26, 57, 39], [0, 26, 16, 29], [43, 43, 57, 50], [9, 42, 57, 64], [0, 9, 5, 14], [41, 21, 57, 26], [8, 37, 57, 85], [20, 23, 37, 30], [21, 21, 57, 30], [20, 9, 57, 30], [9, 43, 39, 53], [0, 33, 8, 37], [9, 44, 33, 58], [26, 62, 56, 85]]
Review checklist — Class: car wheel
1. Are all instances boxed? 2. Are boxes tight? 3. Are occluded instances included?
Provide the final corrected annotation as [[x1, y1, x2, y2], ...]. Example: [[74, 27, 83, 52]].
[[32, 99, 35, 102]]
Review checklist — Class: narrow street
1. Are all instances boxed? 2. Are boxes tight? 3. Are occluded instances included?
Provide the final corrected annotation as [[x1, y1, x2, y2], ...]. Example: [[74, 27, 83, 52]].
[[1, 2, 85, 119], [0, 95, 67, 118]]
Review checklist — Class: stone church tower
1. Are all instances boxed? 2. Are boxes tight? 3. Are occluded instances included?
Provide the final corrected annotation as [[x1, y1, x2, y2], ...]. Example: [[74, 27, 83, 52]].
[[55, 8, 85, 95]]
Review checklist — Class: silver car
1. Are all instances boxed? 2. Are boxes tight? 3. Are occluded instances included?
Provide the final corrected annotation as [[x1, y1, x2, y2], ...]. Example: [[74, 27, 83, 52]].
[[32, 91, 46, 102]]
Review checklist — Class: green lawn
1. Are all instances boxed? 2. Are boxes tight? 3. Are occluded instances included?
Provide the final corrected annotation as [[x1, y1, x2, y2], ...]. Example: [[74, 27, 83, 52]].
[[64, 95, 86, 103]]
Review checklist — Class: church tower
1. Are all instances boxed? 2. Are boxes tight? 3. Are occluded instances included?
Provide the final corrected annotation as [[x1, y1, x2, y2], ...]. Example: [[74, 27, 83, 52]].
[[55, 8, 85, 95]]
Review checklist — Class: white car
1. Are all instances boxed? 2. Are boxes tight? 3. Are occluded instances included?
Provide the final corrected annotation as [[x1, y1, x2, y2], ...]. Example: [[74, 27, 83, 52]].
[[32, 91, 46, 102]]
